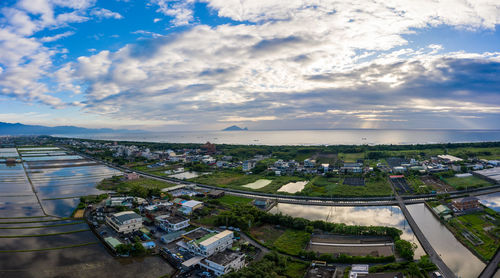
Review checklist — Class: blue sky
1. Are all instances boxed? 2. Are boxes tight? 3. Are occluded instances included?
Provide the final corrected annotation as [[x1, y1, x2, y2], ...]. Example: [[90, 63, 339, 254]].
[[0, 0, 499, 130]]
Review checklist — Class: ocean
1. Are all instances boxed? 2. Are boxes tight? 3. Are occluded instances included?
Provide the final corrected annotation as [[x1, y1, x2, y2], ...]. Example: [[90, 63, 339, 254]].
[[54, 129, 500, 146]]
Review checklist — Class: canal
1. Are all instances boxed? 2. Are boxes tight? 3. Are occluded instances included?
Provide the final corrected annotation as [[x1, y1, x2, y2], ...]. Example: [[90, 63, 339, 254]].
[[270, 202, 496, 278]]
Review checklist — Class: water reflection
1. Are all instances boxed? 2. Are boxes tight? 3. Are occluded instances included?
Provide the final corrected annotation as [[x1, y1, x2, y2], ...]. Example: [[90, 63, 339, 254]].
[[478, 192, 500, 212], [269, 203, 424, 258], [407, 203, 485, 278]]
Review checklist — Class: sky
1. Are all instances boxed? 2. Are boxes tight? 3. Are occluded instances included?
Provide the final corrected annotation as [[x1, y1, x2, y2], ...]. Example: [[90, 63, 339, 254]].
[[0, 0, 499, 131]]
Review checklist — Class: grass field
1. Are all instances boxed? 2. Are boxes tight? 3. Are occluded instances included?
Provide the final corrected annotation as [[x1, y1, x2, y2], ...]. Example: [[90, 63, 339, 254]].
[[250, 225, 285, 246], [130, 164, 178, 177], [273, 229, 311, 256], [448, 210, 499, 261], [217, 195, 253, 206], [284, 261, 309, 278], [97, 176, 176, 193], [443, 176, 492, 190], [190, 171, 307, 194], [406, 176, 432, 194], [302, 175, 392, 197]]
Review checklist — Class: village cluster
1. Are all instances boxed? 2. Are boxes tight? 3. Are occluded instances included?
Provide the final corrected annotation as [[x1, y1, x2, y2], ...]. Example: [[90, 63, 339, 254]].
[[88, 188, 251, 278]]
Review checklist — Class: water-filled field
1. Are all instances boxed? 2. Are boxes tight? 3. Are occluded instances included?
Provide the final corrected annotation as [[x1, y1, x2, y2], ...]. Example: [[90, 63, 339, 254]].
[[0, 147, 174, 277]]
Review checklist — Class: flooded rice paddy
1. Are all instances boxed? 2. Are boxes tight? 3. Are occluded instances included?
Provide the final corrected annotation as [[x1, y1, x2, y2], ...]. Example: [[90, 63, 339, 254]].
[[0, 147, 174, 277], [277, 181, 308, 193], [242, 179, 272, 189], [168, 171, 207, 179]]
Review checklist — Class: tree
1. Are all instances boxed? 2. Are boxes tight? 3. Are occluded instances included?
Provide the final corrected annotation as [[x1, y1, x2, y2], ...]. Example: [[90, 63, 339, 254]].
[[395, 240, 416, 261]]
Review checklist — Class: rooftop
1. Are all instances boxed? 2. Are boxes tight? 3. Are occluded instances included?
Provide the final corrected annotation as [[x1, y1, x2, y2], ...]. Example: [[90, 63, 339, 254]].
[[204, 249, 244, 266], [305, 265, 336, 278], [456, 196, 479, 203], [184, 228, 213, 242], [111, 211, 141, 224], [200, 230, 233, 247], [156, 214, 189, 224], [182, 200, 203, 208]]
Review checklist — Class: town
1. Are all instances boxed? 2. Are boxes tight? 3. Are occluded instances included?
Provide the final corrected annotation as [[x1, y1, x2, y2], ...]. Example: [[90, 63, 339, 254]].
[[0, 136, 499, 278]]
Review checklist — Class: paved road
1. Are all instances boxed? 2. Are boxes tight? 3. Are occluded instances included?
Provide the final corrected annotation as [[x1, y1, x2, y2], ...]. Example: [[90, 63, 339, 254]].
[[479, 247, 500, 278]]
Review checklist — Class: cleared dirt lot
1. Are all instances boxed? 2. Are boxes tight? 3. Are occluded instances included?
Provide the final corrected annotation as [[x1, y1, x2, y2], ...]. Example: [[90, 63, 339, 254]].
[[306, 234, 394, 257], [0, 243, 174, 278]]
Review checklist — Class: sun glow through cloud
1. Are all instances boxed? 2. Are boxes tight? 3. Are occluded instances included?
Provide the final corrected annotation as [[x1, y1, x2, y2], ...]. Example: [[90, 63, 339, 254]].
[[0, 0, 499, 130]]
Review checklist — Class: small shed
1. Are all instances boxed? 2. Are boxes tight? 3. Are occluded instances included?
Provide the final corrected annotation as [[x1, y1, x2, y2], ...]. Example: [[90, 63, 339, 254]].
[[208, 190, 225, 198], [142, 241, 156, 249]]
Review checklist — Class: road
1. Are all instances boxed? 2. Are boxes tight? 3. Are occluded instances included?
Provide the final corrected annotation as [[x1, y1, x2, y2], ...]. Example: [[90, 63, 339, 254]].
[[478, 247, 500, 278]]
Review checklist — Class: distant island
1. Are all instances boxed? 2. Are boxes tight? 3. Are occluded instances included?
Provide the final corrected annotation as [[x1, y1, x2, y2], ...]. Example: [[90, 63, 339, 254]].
[[222, 125, 248, 131], [0, 122, 139, 135]]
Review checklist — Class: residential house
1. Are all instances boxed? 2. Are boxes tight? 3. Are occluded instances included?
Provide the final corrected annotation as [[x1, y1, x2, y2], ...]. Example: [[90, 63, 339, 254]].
[[180, 200, 203, 215], [106, 211, 143, 234], [452, 196, 481, 211], [198, 249, 246, 276], [156, 214, 190, 232]]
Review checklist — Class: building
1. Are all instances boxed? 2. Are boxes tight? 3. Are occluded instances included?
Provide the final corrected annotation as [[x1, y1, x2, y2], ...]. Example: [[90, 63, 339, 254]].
[[185, 229, 234, 257], [242, 160, 256, 172], [341, 163, 363, 173], [474, 167, 500, 184], [198, 249, 246, 276], [304, 159, 316, 168], [433, 205, 452, 220], [349, 264, 369, 278], [106, 211, 143, 234], [180, 200, 203, 215], [124, 172, 139, 180], [156, 214, 190, 232], [208, 190, 225, 198], [142, 241, 156, 249], [253, 198, 273, 210], [104, 236, 122, 250], [452, 196, 480, 211], [305, 263, 337, 278], [437, 155, 463, 163]]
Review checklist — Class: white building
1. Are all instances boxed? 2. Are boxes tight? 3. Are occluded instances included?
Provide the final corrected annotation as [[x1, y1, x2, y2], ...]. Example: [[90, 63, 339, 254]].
[[155, 214, 190, 232], [187, 229, 234, 257], [199, 249, 246, 276], [180, 200, 203, 215], [242, 160, 256, 172], [106, 211, 143, 234], [349, 264, 369, 278]]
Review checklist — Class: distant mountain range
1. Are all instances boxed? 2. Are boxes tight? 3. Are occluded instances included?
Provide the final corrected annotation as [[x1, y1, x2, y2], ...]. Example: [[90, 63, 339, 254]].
[[222, 125, 248, 131], [0, 122, 138, 135]]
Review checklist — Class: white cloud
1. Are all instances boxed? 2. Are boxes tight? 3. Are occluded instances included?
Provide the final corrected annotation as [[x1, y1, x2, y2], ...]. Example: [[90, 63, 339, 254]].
[[40, 31, 75, 42], [2, 0, 500, 129], [90, 8, 123, 19], [150, 0, 195, 26], [220, 116, 277, 122]]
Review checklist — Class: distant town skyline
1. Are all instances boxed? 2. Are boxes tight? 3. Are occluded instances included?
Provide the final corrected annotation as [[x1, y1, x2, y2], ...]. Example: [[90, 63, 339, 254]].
[[0, 0, 499, 131]]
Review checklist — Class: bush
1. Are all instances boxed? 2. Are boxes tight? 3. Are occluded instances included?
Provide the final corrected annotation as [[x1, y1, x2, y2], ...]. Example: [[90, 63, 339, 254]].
[[395, 239, 417, 261]]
